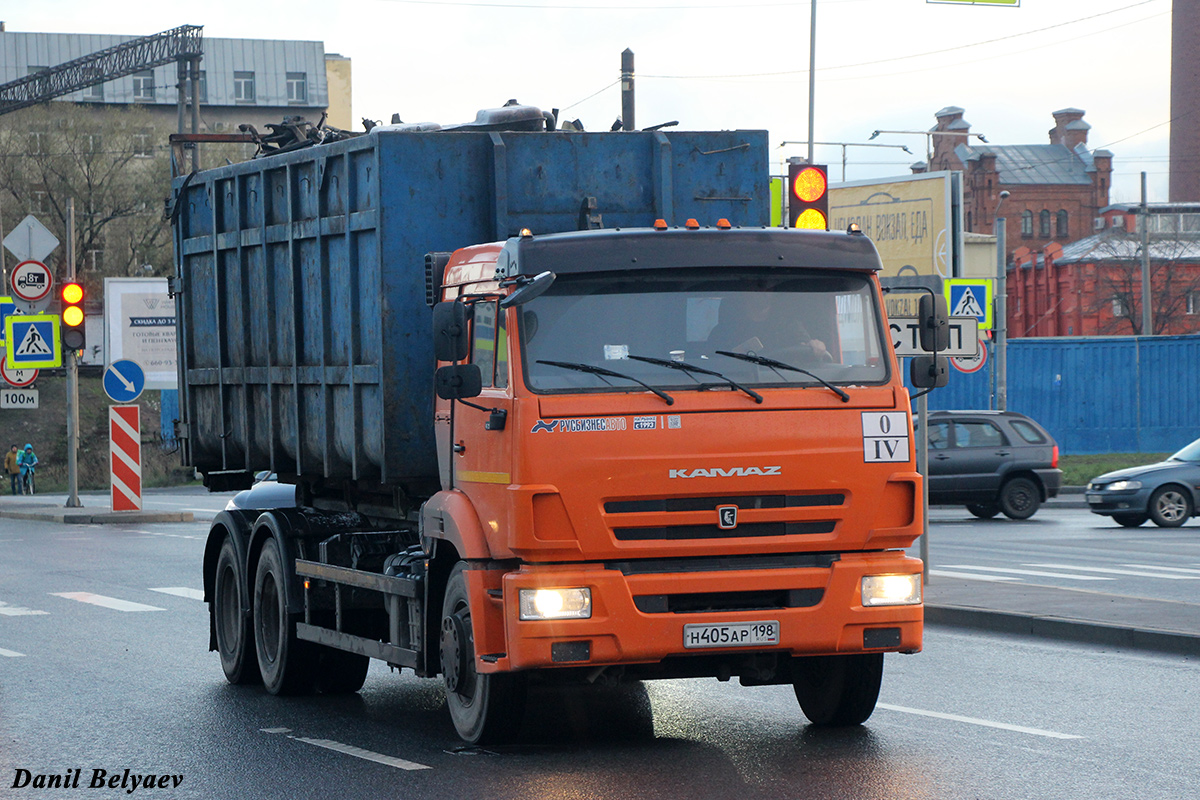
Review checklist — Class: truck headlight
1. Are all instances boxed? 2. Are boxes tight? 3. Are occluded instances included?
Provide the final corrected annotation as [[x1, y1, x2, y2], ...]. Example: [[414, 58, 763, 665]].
[[861, 574, 921, 607], [519, 588, 592, 620], [1106, 480, 1141, 492]]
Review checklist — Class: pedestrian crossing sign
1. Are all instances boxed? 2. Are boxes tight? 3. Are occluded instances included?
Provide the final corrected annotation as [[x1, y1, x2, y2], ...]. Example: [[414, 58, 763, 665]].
[[5, 313, 61, 369], [944, 279, 993, 331]]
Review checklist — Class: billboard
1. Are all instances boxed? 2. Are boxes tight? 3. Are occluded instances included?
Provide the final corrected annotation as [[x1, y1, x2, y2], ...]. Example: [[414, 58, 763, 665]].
[[829, 172, 963, 317], [104, 278, 177, 391]]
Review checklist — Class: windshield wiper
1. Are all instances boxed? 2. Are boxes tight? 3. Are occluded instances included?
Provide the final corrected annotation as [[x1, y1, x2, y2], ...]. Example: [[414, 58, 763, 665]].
[[715, 351, 850, 403], [536, 360, 674, 405], [627, 355, 763, 404]]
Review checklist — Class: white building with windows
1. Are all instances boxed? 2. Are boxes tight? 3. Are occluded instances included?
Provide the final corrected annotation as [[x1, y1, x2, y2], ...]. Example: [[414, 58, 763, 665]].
[[0, 28, 352, 132]]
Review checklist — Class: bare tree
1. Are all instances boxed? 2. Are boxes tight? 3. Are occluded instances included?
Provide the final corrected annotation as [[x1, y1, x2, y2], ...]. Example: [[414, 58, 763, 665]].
[[1089, 233, 1200, 335], [0, 104, 174, 284]]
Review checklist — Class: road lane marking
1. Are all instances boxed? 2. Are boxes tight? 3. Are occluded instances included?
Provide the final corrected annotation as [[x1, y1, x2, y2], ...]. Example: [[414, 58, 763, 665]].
[[149, 587, 204, 600], [0, 600, 49, 616], [943, 565, 1113, 581], [261, 728, 430, 771], [51, 592, 165, 612], [1027, 564, 1200, 580], [127, 529, 202, 541], [877, 704, 1083, 740], [928, 570, 1020, 583], [0, 647, 26, 657], [1124, 564, 1200, 575]]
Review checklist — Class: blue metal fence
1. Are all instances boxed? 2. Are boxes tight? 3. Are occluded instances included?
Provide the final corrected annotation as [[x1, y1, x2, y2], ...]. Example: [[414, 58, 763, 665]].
[[916, 334, 1200, 455]]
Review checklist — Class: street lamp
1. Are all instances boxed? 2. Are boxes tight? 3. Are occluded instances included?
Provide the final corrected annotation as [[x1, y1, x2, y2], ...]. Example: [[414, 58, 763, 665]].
[[868, 129, 989, 171], [778, 141, 912, 181]]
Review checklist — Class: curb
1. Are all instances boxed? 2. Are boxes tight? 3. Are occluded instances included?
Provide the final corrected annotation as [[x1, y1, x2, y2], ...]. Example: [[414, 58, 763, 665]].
[[926, 604, 1200, 657], [0, 508, 194, 524]]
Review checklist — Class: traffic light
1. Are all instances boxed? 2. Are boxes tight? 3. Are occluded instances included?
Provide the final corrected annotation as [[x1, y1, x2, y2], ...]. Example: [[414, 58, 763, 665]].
[[61, 281, 85, 351], [787, 163, 829, 230]]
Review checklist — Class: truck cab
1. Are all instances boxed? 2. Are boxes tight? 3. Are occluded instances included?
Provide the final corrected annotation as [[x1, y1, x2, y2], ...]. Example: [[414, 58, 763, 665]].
[[426, 223, 924, 740]]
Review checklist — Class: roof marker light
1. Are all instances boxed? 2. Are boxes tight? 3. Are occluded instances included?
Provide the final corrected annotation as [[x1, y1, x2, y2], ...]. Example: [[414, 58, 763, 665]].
[[716, 218, 732, 229], [685, 218, 700, 230], [654, 219, 668, 230]]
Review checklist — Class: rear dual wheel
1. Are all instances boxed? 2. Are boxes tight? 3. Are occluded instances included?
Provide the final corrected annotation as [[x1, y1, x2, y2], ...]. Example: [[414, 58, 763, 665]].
[[214, 536, 261, 685]]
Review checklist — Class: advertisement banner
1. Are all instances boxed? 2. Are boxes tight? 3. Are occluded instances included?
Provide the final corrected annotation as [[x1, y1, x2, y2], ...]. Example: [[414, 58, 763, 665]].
[[104, 278, 177, 391]]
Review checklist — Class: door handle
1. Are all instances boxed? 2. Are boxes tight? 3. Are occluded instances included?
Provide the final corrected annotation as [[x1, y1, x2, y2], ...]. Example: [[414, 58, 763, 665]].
[[995, 450, 1010, 456], [934, 454, 950, 460]]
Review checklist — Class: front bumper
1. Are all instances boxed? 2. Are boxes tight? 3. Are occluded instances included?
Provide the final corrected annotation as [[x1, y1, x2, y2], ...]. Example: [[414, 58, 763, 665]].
[[477, 551, 923, 673], [1084, 489, 1147, 515]]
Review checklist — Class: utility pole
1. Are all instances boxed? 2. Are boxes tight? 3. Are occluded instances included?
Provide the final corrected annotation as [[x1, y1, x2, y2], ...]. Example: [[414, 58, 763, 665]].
[[995, 190, 1009, 411], [65, 198, 81, 508], [1140, 172, 1153, 336], [807, 1, 817, 164]]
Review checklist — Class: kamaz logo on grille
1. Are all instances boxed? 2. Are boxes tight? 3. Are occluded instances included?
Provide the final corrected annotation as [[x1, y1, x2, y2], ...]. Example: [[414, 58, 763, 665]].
[[668, 466, 782, 479]]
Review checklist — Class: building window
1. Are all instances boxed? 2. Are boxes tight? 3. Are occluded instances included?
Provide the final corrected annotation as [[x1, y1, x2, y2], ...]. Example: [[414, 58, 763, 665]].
[[1039, 209, 1051, 238], [27, 65, 49, 76], [83, 82, 104, 100], [1056, 210, 1069, 238], [234, 71, 256, 103], [1021, 210, 1033, 237], [85, 249, 104, 271], [1113, 297, 1128, 317], [133, 70, 155, 101], [133, 129, 154, 158], [286, 72, 307, 104], [28, 130, 47, 155], [84, 133, 102, 153], [1189, 291, 1199, 316], [185, 70, 207, 104]]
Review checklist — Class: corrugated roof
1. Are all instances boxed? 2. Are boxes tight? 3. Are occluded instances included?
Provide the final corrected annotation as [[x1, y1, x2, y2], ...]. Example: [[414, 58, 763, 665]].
[[956, 143, 1094, 185], [1055, 232, 1200, 264]]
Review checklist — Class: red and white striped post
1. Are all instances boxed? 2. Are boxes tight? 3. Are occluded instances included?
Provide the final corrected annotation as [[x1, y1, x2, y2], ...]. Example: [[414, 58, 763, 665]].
[[109, 405, 142, 511]]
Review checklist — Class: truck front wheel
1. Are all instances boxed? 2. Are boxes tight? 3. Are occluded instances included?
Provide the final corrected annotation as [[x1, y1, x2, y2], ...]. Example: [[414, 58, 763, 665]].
[[793, 653, 883, 726], [214, 536, 261, 685], [440, 563, 527, 744], [253, 537, 316, 695]]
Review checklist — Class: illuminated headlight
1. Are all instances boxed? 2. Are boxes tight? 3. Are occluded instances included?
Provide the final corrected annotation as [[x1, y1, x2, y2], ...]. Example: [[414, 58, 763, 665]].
[[861, 574, 922, 607], [1106, 480, 1142, 492], [519, 588, 592, 620]]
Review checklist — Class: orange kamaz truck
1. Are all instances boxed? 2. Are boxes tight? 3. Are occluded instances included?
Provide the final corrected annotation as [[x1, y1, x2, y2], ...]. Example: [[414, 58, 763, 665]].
[[173, 104, 939, 744]]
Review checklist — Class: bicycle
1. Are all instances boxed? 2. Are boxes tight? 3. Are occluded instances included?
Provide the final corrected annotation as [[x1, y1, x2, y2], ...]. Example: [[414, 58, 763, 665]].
[[21, 469, 34, 496]]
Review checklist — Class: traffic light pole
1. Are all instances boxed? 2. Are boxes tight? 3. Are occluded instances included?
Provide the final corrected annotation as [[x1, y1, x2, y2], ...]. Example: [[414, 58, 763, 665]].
[[65, 198, 81, 508]]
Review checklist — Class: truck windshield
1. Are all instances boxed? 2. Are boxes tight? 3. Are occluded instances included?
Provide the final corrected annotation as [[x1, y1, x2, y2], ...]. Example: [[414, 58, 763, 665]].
[[518, 269, 889, 394]]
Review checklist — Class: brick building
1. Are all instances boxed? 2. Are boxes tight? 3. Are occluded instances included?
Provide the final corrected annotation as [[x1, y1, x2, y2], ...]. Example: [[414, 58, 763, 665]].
[[914, 106, 1113, 259], [1009, 204, 1200, 338]]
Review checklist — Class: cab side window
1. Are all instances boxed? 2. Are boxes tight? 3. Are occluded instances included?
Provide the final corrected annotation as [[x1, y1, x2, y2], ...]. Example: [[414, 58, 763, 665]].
[[953, 421, 1006, 449], [471, 300, 508, 389], [927, 422, 950, 450]]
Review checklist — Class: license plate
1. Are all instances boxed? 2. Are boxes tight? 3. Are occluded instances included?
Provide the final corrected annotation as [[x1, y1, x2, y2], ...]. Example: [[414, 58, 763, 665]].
[[1087, 495, 1103, 504], [683, 621, 779, 649]]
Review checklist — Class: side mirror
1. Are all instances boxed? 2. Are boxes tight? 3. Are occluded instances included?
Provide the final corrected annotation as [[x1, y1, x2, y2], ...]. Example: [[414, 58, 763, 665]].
[[435, 364, 483, 400], [500, 271, 556, 309], [910, 355, 949, 389], [918, 293, 949, 353], [432, 301, 470, 362]]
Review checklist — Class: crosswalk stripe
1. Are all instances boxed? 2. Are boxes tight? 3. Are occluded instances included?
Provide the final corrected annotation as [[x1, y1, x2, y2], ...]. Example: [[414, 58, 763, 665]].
[[149, 587, 204, 600], [942, 565, 1113, 581], [1026, 564, 1200, 580], [0, 601, 49, 616], [928, 570, 1020, 582], [51, 592, 165, 612]]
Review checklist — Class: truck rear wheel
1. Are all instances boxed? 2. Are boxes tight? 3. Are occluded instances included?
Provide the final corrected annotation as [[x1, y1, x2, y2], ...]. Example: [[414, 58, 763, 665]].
[[440, 563, 527, 744], [214, 536, 261, 685], [793, 653, 883, 726], [316, 648, 371, 694], [253, 537, 317, 695]]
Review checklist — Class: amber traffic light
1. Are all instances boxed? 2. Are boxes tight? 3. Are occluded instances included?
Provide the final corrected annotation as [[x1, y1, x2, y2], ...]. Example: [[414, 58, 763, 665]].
[[787, 164, 829, 230], [61, 281, 85, 351]]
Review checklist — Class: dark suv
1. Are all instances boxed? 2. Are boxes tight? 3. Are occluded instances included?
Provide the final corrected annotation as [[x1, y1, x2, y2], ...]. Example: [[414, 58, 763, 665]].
[[917, 410, 1062, 520]]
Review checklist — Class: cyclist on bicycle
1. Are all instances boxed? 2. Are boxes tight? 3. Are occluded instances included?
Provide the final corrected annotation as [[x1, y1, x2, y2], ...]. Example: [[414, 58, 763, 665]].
[[17, 444, 37, 495]]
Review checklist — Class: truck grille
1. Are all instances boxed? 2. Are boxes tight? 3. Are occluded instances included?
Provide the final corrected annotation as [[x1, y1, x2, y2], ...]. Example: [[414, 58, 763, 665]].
[[605, 493, 844, 513], [613, 520, 835, 541], [634, 588, 824, 614]]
